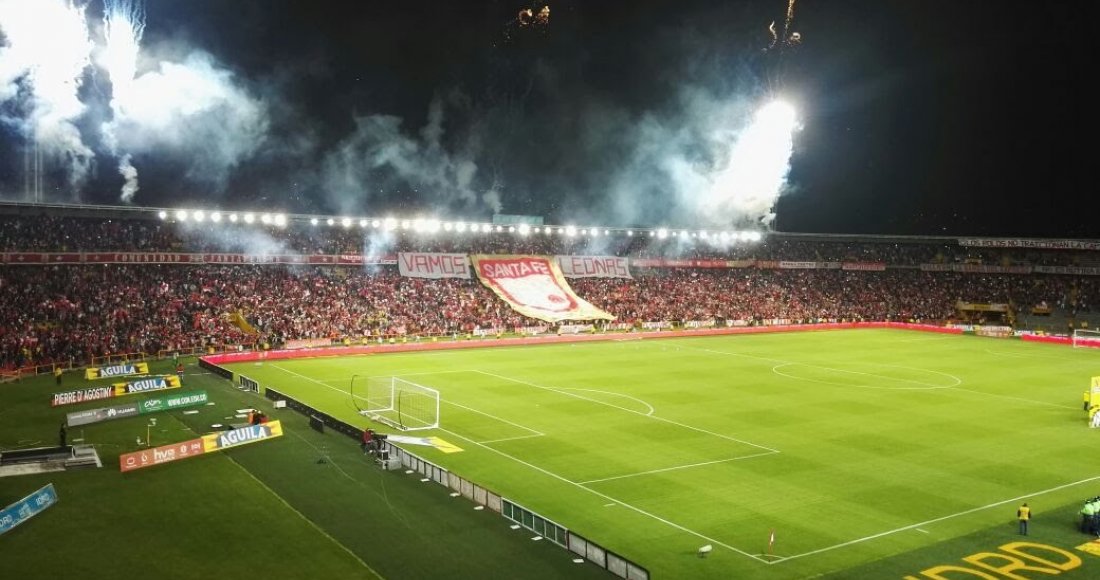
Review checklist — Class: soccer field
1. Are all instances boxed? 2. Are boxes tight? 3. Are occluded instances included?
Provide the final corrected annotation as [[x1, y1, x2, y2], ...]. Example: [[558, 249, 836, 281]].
[[226, 329, 1100, 579]]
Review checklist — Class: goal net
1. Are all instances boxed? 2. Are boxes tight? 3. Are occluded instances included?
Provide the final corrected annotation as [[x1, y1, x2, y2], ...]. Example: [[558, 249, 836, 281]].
[[352, 375, 440, 431], [1073, 329, 1100, 349]]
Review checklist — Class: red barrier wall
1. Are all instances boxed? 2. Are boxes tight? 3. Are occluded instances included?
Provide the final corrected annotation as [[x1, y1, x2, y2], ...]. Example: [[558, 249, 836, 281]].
[[201, 322, 962, 366], [1020, 334, 1073, 346]]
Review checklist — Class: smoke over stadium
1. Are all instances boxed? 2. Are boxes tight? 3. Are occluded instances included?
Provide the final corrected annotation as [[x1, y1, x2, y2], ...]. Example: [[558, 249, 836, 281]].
[[1, 0, 802, 230]]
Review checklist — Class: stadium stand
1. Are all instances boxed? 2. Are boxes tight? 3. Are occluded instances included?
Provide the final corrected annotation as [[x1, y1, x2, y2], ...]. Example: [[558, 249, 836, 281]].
[[2, 206, 1099, 375]]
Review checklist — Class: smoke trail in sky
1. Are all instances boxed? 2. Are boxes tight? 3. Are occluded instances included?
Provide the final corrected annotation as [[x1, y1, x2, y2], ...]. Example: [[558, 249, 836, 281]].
[[0, 0, 95, 193], [322, 95, 501, 216], [100, 0, 145, 201]]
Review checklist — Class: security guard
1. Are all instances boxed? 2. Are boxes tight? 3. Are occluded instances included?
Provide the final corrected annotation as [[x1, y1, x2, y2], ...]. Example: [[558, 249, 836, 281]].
[[1083, 500, 1096, 534], [1017, 503, 1031, 535]]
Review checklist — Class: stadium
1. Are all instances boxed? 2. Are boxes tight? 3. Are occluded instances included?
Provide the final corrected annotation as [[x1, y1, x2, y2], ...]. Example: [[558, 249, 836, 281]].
[[1, 2, 1096, 579]]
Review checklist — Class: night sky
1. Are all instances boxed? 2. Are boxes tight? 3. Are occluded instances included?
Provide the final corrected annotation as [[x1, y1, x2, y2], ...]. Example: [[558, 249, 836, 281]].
[[0, 1, 1091, 237]]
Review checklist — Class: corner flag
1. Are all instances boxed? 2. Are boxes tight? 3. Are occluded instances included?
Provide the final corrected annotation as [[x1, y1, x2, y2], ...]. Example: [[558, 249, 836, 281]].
[[768, 529, 776, 555]]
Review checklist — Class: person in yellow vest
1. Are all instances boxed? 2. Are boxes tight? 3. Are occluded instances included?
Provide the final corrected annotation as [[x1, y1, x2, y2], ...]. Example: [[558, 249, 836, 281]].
[[1086, 392, 1092, 411], [1017, 503, 1031, 535], [54, 366, 63, 386]]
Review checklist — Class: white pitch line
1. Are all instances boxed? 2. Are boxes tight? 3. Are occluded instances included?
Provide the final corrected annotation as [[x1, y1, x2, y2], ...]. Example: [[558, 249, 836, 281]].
[[475, 370, 779, 454], [477, 434, 546, 444], [943, 387, 1079, 410], [578, 451, 778, 485], [770, 473, 1100, 565], [915, 528, 930, 534], [436, 425, 770, 563], [552, 387, 656, 416]]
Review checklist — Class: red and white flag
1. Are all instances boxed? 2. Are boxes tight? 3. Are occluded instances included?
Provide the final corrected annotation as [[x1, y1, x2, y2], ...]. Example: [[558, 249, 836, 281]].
[[768, 529, 776, 550]]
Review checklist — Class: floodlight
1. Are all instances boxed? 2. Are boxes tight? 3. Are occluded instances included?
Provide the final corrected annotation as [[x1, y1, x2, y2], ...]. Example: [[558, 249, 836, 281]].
[[749, 231, 763, 242], [193, 210, 206, 222], [455, 222, 467, 232], [175, 209, 189, 221], [310, 217, 319, 226], [401, 220, 411, 230], [342, 217, 352, 228], [508, 226, 515, 233], [604, 230, 609, 235], [359, 219, 368, 228], [157, 210, 167, 220], [210, 212, 222, 223], [518, 224, 530, 235], [243, 213, 255, 224], [656, 228, 668, 239], [565, 225, 577, 237], [384, 217, 397, 230], [627, 230, 633, 236], [228, 213, 239, 223], [495, 225, 503, 232], [481, 224, 492, 233], [327, 218, 335, 226], [372, 220, 381, 228], [426, 219, 441, 233]]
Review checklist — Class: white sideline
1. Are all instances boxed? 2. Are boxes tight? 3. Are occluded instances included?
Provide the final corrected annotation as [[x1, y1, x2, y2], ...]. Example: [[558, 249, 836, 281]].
[[770, 472, 1100, 564], [436, 425, 771, 563], [477, 434, 546, 444], [475, 370, 780, 454], [578, 451, 779, 485]]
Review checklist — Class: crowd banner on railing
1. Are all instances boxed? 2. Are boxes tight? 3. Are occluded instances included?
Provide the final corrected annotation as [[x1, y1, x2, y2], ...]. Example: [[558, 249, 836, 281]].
[[470, 255, 615, 322], [0, 483, 59, 536], [920, 263, 1033, 274], [1035, 265, 1100, 276], [84, 362, 150, 380], [958, 238, 1100, 251], [630, 258, 732, 268], [53, 375, 181, 407], [556, 255, 632, 279], [0, 252, 398, 265], [842, 262, 887, 271], [397, 252, 471, 279]]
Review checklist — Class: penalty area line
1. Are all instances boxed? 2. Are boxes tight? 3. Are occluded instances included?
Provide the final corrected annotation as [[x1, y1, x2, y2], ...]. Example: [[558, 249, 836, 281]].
[[578, 451, 779, 485], [770, 473, 1100, 565]]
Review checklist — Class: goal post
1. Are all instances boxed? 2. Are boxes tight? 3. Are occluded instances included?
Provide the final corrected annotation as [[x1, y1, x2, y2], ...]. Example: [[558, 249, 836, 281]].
[[351, 375, 440, 432], [1073, 329, 1100, 349]]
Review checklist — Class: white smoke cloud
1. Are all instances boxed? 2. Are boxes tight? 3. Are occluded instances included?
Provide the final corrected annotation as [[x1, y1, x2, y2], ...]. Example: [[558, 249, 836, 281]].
[[118, 153, 138, 202], [602, 87, 797, 229], [323, 95, 501, 216], [0, 0, 95, 192], [105, 50, 269, 194]]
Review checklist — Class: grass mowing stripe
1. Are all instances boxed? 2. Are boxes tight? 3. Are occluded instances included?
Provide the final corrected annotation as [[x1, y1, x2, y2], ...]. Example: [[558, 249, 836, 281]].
[[436, 425, 772, 564], [475, 369, 781, 453], [217, 451, 385, 580], [771, 472, 1100, 564], [271, 360, 772, 563]]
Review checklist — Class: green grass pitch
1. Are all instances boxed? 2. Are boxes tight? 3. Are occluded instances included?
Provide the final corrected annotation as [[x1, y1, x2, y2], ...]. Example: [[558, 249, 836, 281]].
[[225, 328, 1100, 578]]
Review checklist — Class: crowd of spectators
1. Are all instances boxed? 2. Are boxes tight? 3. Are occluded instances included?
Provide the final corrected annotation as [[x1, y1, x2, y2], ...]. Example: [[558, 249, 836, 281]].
[[4, 213, 1100, 267], [3, 260, 1098, 371]]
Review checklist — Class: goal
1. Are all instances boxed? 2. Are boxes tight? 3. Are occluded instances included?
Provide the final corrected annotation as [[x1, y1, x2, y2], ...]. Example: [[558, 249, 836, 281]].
[[351, 375, 440, 431], [1073, 329, 1100, 349]]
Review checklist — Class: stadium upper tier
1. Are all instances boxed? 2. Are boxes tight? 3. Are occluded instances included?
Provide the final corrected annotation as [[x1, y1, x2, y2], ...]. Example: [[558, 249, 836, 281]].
[[1, 208, 1099, 266]]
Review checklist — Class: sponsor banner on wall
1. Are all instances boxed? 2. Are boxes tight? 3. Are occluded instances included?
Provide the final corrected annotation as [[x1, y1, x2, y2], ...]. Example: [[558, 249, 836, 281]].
[[470, 255, 615, 322], [112, 375, 182, 396], [119, 438, 206, 472], [201, 421, 284, 452], [959, 238, 1100, 251], [556, 255, 632, 279], [842, 262, 887, 271], [779, 261, 819, 269], [956, 302, 1010, 312], [84, 362, 149, 380], [397, 252, 471, 279], [66, 402, 140, 426], [119, 421, 284, 473], [137, 390, 209, 415], [51, 386, 118, 407], [0, 483, 59, 535]]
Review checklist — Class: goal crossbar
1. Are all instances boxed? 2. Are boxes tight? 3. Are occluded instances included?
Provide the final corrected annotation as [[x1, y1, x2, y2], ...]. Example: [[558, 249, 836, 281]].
[[353, 375, 440, 431]]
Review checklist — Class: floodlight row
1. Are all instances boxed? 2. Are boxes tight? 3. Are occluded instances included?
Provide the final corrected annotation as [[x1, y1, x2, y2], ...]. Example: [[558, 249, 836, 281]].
[[157, 209, 763, 242]]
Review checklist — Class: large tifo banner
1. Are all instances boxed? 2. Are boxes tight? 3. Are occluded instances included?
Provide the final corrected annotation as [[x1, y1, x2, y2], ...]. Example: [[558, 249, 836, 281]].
[[119, 421, 284, 472], [67, 390, 209, 427], [470, 255, 614, 322], [84, 362, 149, 380], [556, 255, 632, 279], [397, 252, 471, 279], [52, 375, 181, 407], [0, 483, 59, 535]]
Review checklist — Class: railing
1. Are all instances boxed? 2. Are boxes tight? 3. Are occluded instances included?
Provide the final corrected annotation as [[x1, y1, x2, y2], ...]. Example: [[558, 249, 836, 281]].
[[385, 443, 650, 580], [90, 352, 148, 367]]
